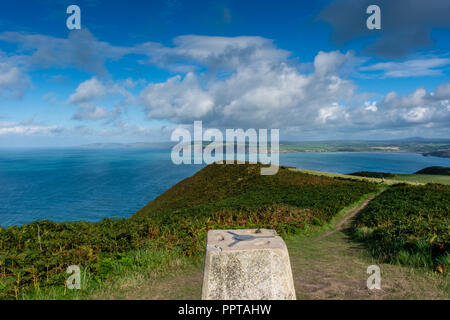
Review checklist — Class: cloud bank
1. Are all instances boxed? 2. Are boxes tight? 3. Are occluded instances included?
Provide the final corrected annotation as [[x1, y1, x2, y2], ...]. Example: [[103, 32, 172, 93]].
[[0, 30, 449, 140]]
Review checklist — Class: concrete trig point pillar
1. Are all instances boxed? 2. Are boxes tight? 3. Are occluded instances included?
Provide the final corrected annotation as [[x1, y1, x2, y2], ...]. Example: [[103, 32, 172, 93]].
[[201, 229, 296, 300]]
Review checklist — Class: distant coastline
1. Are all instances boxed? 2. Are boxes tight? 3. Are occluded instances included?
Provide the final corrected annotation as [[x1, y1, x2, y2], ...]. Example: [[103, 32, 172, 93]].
[[278, 149, 450, 158], [79, 139, 450, 159]]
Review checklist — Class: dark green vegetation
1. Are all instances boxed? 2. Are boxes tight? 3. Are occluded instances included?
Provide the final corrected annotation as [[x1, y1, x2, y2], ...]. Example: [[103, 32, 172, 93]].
[[349, 171, 395, 179], [0, 218, 166, 299], [416, 166, 450, 176], [0, 164, 378, 299], [352, 184, 450, 273]]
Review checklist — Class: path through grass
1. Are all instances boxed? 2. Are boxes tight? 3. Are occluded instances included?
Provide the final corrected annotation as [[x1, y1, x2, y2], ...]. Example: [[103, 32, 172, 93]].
[[289, 229, 449, 299]]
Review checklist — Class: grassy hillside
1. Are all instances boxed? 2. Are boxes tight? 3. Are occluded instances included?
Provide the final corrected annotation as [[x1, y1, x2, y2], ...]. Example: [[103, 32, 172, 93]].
[[133, 163, 378, 222], [293, 168, 450, 185], [353, 184, 450, 272], [0, 163, 379, 299]]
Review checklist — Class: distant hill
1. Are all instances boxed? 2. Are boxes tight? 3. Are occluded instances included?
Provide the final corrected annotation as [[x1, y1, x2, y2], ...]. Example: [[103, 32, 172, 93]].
[[415, 166, 450, 176], [422, 150, 450, 158], [80, 142, 172, 149]]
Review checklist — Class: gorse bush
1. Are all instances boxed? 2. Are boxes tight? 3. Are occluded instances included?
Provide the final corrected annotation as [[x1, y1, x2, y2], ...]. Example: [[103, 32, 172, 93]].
[[0, 164, 379, 299], [348, 171, 395, 178], [352, 183, 450, 272]]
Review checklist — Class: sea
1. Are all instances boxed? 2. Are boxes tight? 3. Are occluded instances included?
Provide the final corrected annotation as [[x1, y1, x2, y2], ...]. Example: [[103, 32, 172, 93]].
[[0, 148, 449, 227]]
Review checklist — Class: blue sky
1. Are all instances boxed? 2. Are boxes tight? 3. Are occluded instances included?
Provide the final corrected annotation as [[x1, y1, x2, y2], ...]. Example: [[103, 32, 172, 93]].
[[0, 0, 449, 147]]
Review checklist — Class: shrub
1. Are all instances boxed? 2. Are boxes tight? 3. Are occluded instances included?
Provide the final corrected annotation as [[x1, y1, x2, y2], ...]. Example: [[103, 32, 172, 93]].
[[352, 184, 449, 272]]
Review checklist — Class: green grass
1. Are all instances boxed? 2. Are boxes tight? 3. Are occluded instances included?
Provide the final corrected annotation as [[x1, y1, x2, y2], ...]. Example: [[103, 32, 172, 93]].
[[290, 168, 450, 185], [287, 228, 449, 299], [19, 244, 196, 300], [388, 174, 450, 185]]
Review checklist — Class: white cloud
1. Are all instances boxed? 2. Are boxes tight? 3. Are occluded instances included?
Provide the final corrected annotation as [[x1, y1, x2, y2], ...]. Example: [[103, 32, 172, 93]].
[[361, 58, 450, 78], [435, 82, 450, 100], [382, 87, 428, 109], [72, 106, 110, 121], [135, 35, 290, 72], [0, 62, 30, 98], [0, 29, 131, 75], [317, 103, 348, 124], [347, 84, 450, 131], [140, 73, 214, 122], [364, 101, 377, 112], [1, 30, 449, 139], [402, 107, 430, 123], [313, 50, 358, 77], [0, 29, 134, 98], [68, 77, 107, 104], [67, 77, 137, 122], [137, 39, 449, 138], [139, 48, 357, 129], [0, 119, 62, 136]]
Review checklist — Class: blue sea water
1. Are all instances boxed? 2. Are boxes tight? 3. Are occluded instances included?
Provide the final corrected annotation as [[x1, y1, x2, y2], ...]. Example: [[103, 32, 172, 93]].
[[280, 152, 450, 175], [0, 148, 449, 227]]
